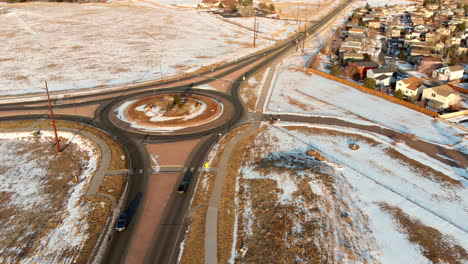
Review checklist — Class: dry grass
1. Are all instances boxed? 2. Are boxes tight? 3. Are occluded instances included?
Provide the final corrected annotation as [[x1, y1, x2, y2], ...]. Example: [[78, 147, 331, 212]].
[[287, 96, 312, 111], [0, 120, 128, 263], [0, 135, 96, 263], [379, 203, 467, 264], [239, 67, 268, 112], [384, 149, 462, 187], [73, 195, 112, 264], [98, 174, 127, 201], [34, 120, 127, 170], [179, 125, 250, 264], [218, 126, 266, 263], [0, 120, 35, 129], [287, 126, 381, 147], [288, 126, 461, 187]]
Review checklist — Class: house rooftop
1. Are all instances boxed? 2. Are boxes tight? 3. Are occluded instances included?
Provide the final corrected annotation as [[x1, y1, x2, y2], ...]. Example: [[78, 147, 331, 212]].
[[401, 76, 423, 91], [448, 65, 464, 72], [371, 67, 394, 74], [375, 74, 391, 80], [350, 61, 379, 67], [431, 84, 457, 97]]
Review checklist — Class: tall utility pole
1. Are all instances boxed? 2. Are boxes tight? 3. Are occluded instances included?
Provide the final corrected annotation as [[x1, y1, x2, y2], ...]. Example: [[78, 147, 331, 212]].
[[44, 81, 61, 153], [253, 15, 257, 46]]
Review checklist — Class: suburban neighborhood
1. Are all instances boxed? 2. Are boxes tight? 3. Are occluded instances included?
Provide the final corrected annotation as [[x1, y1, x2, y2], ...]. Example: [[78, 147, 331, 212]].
[[319, 0, 467, 123]]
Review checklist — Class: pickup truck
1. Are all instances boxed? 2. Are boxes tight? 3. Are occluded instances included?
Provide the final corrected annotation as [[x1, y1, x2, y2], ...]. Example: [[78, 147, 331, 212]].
[[115, 192, 142, 232]]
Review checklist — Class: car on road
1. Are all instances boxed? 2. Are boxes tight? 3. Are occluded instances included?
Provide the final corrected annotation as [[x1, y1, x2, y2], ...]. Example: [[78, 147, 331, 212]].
[[115, 192, 142, 232], [177, 168, 194, 194], [115, 213, 129, 232]]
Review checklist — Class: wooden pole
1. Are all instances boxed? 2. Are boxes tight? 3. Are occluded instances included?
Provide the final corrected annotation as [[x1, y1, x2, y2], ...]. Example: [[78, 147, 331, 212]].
[[45, 81, 61, 153], [253, 15, 257, 46]]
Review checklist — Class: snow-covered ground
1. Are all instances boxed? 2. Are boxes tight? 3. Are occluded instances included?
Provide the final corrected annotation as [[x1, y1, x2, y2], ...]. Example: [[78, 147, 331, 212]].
[[231, 123, 467, 263], [0, 131, 100, 264], [266, 70, 466, 145], [261, 0, 466, 147], [0, 2, 265, 95], [226, 16, 298, 40]]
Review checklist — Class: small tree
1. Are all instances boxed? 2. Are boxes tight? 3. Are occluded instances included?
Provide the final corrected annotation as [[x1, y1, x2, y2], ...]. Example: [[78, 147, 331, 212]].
[[330, 65, 341, 76], [173, 94, 183, 107], [365, 2, 370, 9], [218, 2, 224, 8], [456, 22, 466, 32], [394, 89, 404, 100], [363, 78, 376, 89], [398, 50, 407, 60], [258, 2, 266, 9], [269, 3, 275, 11], [363, 53, 371, 61], [352, 68, 361, 81]]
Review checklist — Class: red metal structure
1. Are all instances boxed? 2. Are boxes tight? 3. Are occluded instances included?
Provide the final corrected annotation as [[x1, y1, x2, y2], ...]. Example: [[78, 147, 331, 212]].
[[44, 81, 61, 152]]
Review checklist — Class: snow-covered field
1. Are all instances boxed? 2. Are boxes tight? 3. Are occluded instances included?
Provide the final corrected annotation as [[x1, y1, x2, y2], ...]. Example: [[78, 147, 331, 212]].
[[230, 123, 467, 263], [266, 70, 466, 145], [0, 131, 100, 264], [0, 2, 264, 95], [226, 16, 299, 40]]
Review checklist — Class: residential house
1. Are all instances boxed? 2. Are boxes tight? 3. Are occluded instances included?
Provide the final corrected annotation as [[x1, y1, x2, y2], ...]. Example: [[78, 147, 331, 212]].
[[348, 61, 379, 78], [436, 27, 451, 36], [200, 0, 237, 8], [424, 32, 436, 43], [374, 74, 394, 87], [432, 65, 465, 81], [421, 85, 461, 110], [367, 68, 395, 86], [457, 46, 468, 55], [342, 52, 365, 61], [340, 41, 363, 52], [395, 76, 426, 98], [348, 27, 367, 38], [412, 17, 424, 26], [417, 56, 443, 73], [413, 24, 427, 32], [447, 36, 462, 46], [409, 47, 431, 57], [390, 27, 401, 38], [435, 42, 445, 54], [368, 19, 381, 29]]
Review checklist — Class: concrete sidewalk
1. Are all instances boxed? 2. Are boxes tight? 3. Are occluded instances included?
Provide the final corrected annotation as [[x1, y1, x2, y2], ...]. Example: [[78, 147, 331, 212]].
[[204, 62, 278, 264]]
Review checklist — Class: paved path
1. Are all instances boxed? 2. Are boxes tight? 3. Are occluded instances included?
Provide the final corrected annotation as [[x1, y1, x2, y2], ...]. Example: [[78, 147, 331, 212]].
[[204, 61, 279, 264]]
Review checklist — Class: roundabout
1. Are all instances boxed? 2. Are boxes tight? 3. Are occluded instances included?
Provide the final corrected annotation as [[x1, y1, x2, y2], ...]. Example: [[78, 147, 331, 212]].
[[110, 91, 235, 135]]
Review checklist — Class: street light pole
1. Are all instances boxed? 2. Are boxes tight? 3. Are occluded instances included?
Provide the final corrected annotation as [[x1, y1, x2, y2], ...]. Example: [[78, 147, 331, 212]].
[[44, 81, 61, 153]]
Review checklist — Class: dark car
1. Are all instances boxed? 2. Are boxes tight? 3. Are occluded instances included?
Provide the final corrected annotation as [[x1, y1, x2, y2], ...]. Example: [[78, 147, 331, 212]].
[[177, 168, 194, 194], [177, 181, 189, 194], [115, 213, 129, 232]]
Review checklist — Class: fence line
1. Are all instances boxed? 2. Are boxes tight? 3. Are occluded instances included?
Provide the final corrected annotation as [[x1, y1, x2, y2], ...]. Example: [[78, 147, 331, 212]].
[[307, 68, 439, 117]]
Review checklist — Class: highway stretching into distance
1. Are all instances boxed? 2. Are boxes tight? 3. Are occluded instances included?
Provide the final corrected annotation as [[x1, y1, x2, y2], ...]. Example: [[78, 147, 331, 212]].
[[1, 0, 467, 263]]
